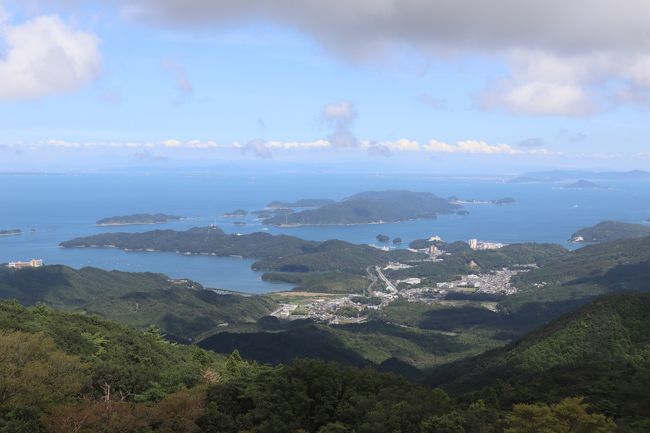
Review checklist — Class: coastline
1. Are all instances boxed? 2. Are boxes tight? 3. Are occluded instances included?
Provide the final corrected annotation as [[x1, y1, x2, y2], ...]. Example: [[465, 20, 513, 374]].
[[264, 213, 464, 228], [96, 219, 184, 227]]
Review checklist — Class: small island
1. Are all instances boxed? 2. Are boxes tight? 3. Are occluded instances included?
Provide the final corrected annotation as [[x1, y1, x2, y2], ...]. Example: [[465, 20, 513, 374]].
[[0, 229, 22, 237], [224, 209, 248, 217], [376, 234, 390, 243], [569, 221, 650, 243], [96, 213, 182, 227], [563, 180, 603, 190]]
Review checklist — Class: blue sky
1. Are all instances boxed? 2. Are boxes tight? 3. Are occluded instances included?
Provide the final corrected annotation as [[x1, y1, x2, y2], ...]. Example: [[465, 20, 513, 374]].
[[1, 0, 650, 173]]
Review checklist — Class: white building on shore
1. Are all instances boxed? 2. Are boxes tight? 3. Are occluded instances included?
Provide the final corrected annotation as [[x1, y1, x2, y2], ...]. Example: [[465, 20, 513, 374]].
[[7, 259, 43, 269]]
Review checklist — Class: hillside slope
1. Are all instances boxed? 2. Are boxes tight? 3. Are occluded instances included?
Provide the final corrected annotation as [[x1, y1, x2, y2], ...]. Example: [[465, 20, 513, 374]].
[[0, 265, 276, 340], [505, 236, 650, 309], [430, 293, 650, 413]]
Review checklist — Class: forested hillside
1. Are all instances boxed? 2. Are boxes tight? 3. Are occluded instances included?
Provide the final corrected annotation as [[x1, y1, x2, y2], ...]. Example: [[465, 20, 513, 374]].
[[0, 301, 620, 433], [0, 265, 276, 341]]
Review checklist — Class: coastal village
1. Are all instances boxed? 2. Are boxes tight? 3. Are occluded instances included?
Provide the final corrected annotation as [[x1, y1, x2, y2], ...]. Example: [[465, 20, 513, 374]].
[[271, 236, 533, 324]]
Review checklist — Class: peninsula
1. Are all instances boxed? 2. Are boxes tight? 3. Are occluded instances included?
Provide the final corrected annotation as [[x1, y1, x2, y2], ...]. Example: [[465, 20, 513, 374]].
[[60, 226, 422, 291], [570, 220, 650, 243], [96, 213, 182, 226], [263, 190, 461, 226]]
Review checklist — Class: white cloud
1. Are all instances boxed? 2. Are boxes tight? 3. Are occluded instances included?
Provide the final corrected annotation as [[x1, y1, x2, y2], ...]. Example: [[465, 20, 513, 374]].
[[0, 9, 101, 100], [480, 80, 596, 116], [266, 139, 330, 149], [359, 139, 419, 157], [24, 136, 563, 159], [103, 0, 650, 115], [423, 140, 455, 153], [162, 139, 183, 147], [422, 139, 522, 155], [322, 100, 358, 147]]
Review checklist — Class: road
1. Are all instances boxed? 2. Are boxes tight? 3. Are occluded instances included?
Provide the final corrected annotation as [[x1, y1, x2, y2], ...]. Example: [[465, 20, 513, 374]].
[[375, 266, 397, 292]]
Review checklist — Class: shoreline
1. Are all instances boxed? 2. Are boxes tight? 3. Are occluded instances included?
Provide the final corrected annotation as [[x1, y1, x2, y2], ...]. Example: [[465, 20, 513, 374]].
[[96, 219, 184, 227], [265, 213, 464, 228]]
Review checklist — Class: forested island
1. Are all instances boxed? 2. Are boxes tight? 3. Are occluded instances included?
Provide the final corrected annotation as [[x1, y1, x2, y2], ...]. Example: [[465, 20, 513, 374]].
[[563, 179, 603, 189], [263, 190, 461, 226], [569, 220, 650, 243], [224, 209, 248, 217], [96, 213, 182, 226], [0, 229, 21, 237]]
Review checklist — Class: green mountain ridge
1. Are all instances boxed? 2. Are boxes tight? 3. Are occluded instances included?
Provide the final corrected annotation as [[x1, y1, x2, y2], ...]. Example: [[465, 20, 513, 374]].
[[429, 292, 650, 390]]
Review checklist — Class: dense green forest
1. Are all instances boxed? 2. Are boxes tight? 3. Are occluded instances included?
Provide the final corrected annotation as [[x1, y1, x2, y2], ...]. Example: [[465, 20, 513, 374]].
[[6, 234, 650, 431], [0, 300, 623, 432], [60, 226, 318, 260]]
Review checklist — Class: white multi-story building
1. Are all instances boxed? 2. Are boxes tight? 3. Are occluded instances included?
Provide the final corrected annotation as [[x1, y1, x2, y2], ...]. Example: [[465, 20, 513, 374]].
[[7, 259, 43, 269]]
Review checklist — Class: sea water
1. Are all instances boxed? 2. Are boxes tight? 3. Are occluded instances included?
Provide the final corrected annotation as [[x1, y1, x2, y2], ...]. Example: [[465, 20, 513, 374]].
[[2, 171, 649, 293]]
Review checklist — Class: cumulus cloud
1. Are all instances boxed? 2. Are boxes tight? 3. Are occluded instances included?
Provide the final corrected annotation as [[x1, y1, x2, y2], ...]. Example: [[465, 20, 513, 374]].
[[94, 0, 650, 115], [20, 135, 565, 159], [109, 1, 650, 55], [322, 100, 358, 148], [0, 8, 101, 100], [423, 139, 522, 155]]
